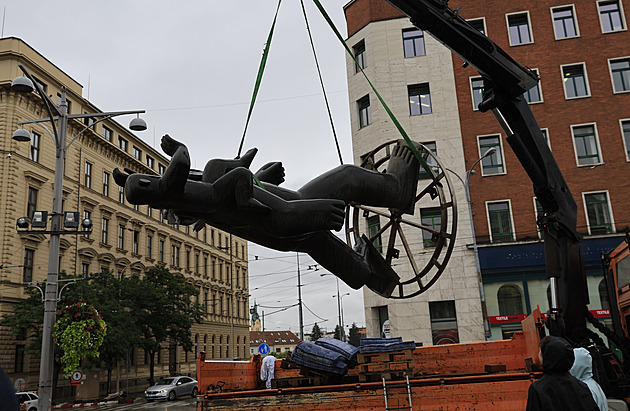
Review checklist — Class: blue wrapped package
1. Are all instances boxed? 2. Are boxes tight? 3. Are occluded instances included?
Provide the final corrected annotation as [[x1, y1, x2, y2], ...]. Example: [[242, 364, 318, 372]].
[[290, 341, 349, 375], [359, 337, 416, 353], [314, 337, 359, 367]]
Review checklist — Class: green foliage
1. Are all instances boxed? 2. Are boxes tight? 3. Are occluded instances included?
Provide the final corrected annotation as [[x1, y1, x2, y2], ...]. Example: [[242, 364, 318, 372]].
[[348, 323, 361, 347], [53, 303, 106, 378], [310, 323, 323, 341]]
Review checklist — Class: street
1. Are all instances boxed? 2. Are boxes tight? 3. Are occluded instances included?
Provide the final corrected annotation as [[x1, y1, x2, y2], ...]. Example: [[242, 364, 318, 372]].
[[91, 398, 196, 411]]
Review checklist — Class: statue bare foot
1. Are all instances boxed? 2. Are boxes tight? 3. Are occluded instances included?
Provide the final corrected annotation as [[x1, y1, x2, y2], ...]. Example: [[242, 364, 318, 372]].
[[255, 162, 285, 185], [386, 140, 421, 214], [161, 134, 186, 156], [238, 148, 258, 169], [354, 235, 399, 297], [273, 199, 345, 236]]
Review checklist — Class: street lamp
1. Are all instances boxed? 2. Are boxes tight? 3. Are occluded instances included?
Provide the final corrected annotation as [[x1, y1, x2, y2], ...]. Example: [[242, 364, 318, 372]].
[[11, 64, 146, 411], [320, 272, 347, 341], [339, 292, 350, 342], [446, 148, 496, 340]]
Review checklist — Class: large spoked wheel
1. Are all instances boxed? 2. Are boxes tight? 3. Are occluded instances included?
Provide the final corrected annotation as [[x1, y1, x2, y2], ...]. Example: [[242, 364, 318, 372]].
[[345, 140, 457, 299]]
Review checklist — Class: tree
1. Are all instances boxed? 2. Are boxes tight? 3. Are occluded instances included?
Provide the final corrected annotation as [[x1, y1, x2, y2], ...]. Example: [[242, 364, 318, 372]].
[[348, 323, 361, 347], [333, 324, 343, 341], [125, 265, 204, 385], [310, 323, 323, 341]]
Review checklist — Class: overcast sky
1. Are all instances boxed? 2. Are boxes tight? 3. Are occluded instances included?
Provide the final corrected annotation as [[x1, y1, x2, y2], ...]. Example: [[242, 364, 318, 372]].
[[3, 0, 366, 334]]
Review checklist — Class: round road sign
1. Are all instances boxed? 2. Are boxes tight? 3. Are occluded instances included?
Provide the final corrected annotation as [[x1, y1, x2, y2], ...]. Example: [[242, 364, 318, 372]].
[[71, 371, 83, 383], [14, 378, 26, 391], [258, 343, 270, 355]]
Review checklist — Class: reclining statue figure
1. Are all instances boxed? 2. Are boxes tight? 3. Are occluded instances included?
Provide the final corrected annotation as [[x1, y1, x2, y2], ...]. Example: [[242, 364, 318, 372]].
[[113, 135, 422, 297]]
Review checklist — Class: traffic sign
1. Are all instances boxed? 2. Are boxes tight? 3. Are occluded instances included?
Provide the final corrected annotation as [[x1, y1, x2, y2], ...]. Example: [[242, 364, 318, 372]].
[[258, 343, 270, 355], [71, 370, 84, 386], [14, 378, 25, 391]]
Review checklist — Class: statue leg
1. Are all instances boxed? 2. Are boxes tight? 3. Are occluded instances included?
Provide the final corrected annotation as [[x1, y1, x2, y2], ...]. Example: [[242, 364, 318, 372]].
[[202, 148, 258, 183], [301, 231, 399, 297], [297, 140, 420, 213]]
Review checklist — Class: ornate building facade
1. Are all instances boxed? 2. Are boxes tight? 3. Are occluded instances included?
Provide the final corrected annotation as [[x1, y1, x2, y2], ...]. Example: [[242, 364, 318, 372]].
[[0, 37, 250, 397]]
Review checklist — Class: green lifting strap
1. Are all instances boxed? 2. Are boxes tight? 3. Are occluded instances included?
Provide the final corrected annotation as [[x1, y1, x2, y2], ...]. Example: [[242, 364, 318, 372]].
[[311, 0, 436, 180], [238, 0, 283, 189]]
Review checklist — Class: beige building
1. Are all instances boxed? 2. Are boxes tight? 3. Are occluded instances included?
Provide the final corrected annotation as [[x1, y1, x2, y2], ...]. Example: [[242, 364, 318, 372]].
[[249, 331, 300, 355], [343, 2, 485, 345], [0, 37, 249, 397]]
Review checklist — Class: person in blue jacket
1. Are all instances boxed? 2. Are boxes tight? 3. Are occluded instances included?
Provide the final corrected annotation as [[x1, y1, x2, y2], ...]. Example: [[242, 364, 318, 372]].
[[526, 336, 598, 411], [570, 347, 608, 411]]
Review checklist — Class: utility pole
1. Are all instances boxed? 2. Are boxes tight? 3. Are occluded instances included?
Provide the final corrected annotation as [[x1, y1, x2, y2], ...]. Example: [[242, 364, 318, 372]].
[[297, 253, 304, 340]]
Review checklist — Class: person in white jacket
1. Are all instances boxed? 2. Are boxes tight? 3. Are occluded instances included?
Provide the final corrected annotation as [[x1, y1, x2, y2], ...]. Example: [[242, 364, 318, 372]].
[[260, 355, 276, 390], [569, 347, 608, 411]]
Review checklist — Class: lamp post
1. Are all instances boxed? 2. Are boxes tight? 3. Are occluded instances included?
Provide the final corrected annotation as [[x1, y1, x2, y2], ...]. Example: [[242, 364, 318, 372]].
[[320, 272, 346, 341], [339, 292, 350, 341], [11, 64, 146, 411], [446, 148, 496, 340]]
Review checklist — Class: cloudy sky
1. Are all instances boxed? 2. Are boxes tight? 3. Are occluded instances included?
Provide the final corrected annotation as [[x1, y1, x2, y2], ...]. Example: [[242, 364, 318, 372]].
[[3, 0, 367, 334]]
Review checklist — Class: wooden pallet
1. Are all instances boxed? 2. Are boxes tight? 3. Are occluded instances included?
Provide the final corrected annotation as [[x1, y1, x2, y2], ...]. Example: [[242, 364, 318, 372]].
[[272, 375, 321, 388], [358, 349, 414, 383]]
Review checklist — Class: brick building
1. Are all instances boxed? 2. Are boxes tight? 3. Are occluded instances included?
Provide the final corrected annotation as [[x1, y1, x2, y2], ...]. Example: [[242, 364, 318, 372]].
[[0, 37, 250, 398], [343, 0, 629, 340]]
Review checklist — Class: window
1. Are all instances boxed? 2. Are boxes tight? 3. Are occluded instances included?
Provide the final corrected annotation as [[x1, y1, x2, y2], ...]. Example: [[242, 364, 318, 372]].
[[621, 120, 630, 160], [117, 137, 127, 151], [418, 142, 438, 179], [133, 230, 139, 254], [15, 345, 25, 373], [85, 162, 93, 188], [552, 6, 579, 39], [470, 77, 485, 110], [118, 224, 125, 249], [540, 128, 550, 148], [562, 63, 590, 98], [497, 285, 524, 315], [102, 218, 109, 244], [23, 249, 34, 282], [158, 164, 166, 175], [523, 69, 542, 103], [103, 172, 110, 197], [81, 262, 90, 277], [353, 40, 366, 72], [358, 95, 371, 128], [102, 126, 112, 141], [467, 18, 486, 34], [367, 215, 382, 252], [610, 57, 630, 93], [534, 198, 545, 239], [507, 12, 533, 45], [478, 135, 505, 175], [186, 249, 191, 270], [598, 0, 625, 32], [27, 187, 38, 219], [408, 83, 432, 115], [429, 301, 459, 345], [583, 192, 613, 235], [159, 239, 165, 263], [30, 131, 40, 162], [146, 156, 154, 169], [421, 207, 442, 248], [487, 201, 514, 243], [119, 186, 125, 204], [403, 28, 425, 57], [572, 124, 601, 166], [133, 146, 141, 160], [172, 244, 180, 267], [147, 234, 153, 259]]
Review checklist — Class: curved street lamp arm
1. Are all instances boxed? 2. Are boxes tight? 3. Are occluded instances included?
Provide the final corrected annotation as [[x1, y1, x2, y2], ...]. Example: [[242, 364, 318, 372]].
[[17, 64, 61, 145]]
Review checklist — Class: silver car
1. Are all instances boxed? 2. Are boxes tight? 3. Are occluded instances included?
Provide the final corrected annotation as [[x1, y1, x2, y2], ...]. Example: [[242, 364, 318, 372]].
[[16, 391, 39, 411], [145, 376, 198, 401]]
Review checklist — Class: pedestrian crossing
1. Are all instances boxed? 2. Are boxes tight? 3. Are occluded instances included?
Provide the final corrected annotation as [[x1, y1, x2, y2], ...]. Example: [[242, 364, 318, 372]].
[[93, 398, 195, 410]]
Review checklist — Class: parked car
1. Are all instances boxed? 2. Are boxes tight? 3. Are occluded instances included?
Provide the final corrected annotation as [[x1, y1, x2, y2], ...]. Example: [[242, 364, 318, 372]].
[[145, 376, 198, 401], [16, 391, 38, 411]]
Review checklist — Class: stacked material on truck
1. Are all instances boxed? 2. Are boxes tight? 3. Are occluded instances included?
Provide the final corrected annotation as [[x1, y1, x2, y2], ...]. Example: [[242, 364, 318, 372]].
[[359, 337, 416, 353], [290, 339, 358, 375], [314, 337, 359, 367]]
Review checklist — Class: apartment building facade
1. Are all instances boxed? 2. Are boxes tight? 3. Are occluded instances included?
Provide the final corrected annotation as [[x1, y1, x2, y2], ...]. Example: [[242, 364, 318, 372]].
[[343, 0, 628, 342], [0, 37, 250, 396], [343, 0, 486, 346]]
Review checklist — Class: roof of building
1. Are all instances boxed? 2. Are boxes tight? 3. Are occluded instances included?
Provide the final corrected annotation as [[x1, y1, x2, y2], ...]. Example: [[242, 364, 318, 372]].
[[250, 330, 300, 345]]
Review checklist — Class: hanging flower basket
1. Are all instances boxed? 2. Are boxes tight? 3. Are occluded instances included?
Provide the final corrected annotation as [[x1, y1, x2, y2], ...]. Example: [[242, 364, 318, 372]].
[[54, 302, 107, 378]]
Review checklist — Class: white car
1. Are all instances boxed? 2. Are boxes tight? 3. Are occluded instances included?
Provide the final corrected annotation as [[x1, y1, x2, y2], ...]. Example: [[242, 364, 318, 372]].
[[16, 391, 38, 411], [145, 376, 198, 401]]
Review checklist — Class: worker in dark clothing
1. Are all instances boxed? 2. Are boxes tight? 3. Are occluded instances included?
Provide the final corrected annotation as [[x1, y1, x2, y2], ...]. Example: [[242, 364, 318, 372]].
[[526, 336, 598, 410]]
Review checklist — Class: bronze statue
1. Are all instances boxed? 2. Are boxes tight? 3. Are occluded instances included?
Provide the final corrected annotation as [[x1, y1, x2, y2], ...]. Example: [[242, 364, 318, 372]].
[[114, 135, 422, 297]]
